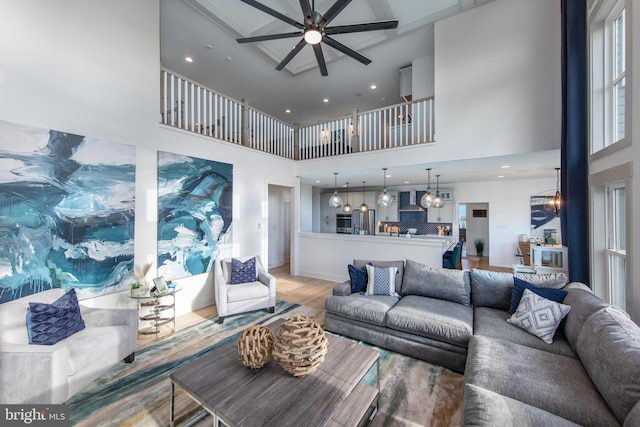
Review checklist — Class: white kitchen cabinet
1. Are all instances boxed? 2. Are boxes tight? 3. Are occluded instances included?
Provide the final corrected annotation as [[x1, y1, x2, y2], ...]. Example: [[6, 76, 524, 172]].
[[377, 191, 398, 221], [428, 200, 453, 223]]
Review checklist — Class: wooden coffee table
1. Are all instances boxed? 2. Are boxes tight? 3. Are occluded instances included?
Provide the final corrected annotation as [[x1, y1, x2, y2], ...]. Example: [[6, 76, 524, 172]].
[[169, 321, 379, 427]]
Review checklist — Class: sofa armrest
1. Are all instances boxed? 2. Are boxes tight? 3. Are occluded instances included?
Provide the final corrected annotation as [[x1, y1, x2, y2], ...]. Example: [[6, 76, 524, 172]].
[[333, 281, 353, 296], [80, 306, 137, 330], [258, 270, 277, 305], [0, 341, 69, 404]]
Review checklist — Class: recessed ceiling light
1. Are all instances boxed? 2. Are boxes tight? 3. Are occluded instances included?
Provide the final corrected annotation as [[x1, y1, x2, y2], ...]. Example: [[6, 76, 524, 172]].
[[498, 175, 505, 178], [285, 109, 291, 113], [185, 56, 194, 63], [225, 56, 233, 61], [370, 84, 377, 90], [385, 174, 391, 178], [501, 165, 510, 169], [315, 180, 321, 183], [204, 44, 213, 50], [404, 181, 410, 184], [323, 98, 329, 103]]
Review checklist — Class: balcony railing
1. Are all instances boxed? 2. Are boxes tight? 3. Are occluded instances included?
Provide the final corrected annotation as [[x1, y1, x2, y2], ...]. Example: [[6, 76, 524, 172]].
[[160, 68, 435, 160]]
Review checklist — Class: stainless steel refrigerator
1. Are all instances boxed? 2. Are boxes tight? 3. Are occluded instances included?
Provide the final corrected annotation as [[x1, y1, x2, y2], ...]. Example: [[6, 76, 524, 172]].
[[355, 209, 375, 235]]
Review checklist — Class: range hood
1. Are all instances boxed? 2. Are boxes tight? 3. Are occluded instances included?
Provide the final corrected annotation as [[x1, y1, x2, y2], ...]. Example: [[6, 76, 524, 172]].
[[399, 191, 424, 212]]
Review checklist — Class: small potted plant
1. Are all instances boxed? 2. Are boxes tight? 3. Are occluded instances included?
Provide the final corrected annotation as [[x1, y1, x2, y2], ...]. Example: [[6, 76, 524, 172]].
[[130, 281, 146, 297], [474, 238, 485, 257]]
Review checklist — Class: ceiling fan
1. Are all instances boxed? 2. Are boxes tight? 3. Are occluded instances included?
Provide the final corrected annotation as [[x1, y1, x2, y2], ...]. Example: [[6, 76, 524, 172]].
[[236, 0, 399, 76]]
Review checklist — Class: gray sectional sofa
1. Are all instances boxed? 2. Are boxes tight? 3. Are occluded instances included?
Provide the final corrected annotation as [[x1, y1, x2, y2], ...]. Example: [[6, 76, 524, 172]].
[[324, 259, 640, 426]]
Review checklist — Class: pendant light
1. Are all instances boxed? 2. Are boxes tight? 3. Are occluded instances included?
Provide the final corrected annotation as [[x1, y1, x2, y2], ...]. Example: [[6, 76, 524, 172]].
[[343, 182, 353, 213], [377, 168, 393, 207], [328, 172, 343, 208], [550, 167, 561, 215], [433, 174, 444, 208], [359, 181, 368, 212], [420, 168, 434, 208]]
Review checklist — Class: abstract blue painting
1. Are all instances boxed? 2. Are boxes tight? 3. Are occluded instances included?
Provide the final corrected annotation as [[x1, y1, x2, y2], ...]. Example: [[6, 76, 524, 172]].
[[157, 152, 232, 281], [0, 120, 136, 303]]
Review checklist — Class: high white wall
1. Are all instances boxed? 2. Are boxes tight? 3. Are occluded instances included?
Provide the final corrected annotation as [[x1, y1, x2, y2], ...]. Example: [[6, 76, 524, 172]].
[[0, 0, 297, 315], [412, 55, 435, 99], [434, 0, 562, 157]]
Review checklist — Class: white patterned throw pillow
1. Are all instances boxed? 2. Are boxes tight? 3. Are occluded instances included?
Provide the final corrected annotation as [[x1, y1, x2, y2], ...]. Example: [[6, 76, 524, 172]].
[[507, 289, 571, 344], [365, 265, 399, 297]]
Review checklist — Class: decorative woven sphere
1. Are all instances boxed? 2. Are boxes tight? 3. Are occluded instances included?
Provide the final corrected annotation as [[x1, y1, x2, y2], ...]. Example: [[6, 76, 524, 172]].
[[237, 324, 275, 369], [273, 315, 329, 377]]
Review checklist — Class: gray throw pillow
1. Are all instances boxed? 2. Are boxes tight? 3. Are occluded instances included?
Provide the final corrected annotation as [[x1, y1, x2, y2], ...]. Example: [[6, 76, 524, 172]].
[[401, 259, 471, 306], [353, 260, 404, 294]]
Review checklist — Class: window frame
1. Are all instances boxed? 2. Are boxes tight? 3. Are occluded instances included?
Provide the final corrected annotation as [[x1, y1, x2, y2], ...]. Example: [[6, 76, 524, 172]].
[[604, 181, 626, 309]]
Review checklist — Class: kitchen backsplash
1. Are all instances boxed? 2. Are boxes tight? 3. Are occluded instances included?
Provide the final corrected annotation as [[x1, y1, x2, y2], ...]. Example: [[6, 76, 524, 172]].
[[380, 211, 452, 235]]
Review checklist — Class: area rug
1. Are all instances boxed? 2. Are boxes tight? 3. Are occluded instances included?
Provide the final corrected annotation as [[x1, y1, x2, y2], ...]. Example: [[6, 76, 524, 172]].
[[68, 301, 463, 426]]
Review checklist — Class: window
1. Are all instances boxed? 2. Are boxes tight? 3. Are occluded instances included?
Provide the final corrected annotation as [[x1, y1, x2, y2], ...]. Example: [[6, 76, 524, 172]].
[[605, 182, 626, 309], [589, 1, 626, 153]]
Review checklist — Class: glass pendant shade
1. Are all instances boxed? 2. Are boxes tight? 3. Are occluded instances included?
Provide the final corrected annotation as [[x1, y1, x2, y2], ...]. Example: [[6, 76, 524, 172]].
[[377, 168, 392, 207], [550, 168, 561, 214], [433, 174, 444, 208], [328, 173, 342, 208], [343, 182, 352, 213], [420, 168, 434, 208], [359, 181, 368, 212]]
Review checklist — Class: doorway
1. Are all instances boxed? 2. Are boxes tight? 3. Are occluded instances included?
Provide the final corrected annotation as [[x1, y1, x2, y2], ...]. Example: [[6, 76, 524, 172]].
[[268, 184, 293, 269], [461, 203, 489, 257]]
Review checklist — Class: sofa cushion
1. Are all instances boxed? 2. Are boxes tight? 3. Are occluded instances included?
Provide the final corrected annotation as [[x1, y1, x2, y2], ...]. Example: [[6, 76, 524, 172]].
[[401, 260, 471, 306], [470, 269, 514, 310], [347, 264, 368, 293], [226, 282, 268, 303], [474, 307, 576, 358], [514, 272, 567, 288], [507, 289, 571, 344], [508, 278, 568, 314], [385, 295, 473, 347], [230, 257, 257, 284], [465, 335, 619, 426], [577, 306, 640, 424], [463, 384, 581, 427], [561, 287, 610, 351], [365, 265, 399, 296], [27, 289, 86, 345], [325, 294, 399, 327], [353, 260, 404, 294]]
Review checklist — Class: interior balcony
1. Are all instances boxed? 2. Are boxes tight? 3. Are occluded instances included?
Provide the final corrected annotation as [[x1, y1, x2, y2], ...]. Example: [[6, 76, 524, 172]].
[[161, 68, 435, 160]]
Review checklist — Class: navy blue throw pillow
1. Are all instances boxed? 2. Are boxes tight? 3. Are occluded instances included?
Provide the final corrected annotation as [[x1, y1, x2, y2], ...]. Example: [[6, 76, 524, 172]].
[[27, 289, 85, 345], [508, 277, 568, 314], [348, 264, 368, 293], [230, 257, 257, 284]]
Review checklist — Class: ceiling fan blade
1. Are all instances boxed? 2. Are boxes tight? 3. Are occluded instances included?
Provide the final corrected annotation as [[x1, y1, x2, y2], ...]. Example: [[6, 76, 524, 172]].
[[298, 0, 314, 26], [240, 0, 304, 29], [276, 38, 307, 71], [318, 0, 352, 28], [237, 32, 302, 43], [322, 36, 371, 65], [312, 44, 328, 76], [324, 20, 399, 35]]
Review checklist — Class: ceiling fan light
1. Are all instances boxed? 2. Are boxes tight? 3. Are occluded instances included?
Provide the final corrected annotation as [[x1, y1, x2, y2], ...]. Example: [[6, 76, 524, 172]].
[[304, 28, 322, 44]]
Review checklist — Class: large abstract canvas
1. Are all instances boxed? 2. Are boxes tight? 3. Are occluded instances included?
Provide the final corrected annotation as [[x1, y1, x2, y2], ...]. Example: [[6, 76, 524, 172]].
[[157, 152, 232, 281], [0, 120, 136, 303]]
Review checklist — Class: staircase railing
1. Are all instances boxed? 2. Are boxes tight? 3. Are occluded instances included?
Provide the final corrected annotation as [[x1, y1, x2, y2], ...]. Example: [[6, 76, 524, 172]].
[[160, 68, 435, 160]]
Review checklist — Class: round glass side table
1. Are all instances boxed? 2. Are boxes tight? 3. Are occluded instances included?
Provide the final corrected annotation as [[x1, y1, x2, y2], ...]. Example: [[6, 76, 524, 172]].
[[128, 285, 181, 341]]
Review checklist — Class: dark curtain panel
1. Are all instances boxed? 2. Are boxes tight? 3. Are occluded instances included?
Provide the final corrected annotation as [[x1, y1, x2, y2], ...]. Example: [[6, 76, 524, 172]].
[[561, 0, 589, 284]]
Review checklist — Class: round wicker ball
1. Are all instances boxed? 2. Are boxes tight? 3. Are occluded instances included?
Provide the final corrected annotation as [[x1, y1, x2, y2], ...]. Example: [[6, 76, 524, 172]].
[[237, 324, 275, 369], [273, 315, 329, 377]]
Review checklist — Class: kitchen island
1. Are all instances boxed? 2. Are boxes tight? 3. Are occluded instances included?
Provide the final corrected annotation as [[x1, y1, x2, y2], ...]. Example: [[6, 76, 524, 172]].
[[295, 232, 455, 282]]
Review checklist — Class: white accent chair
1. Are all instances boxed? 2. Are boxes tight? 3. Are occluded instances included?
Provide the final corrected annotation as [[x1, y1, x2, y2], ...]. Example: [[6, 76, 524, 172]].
[[0, 288, 138, 404], [214, 255, 276, 324]]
